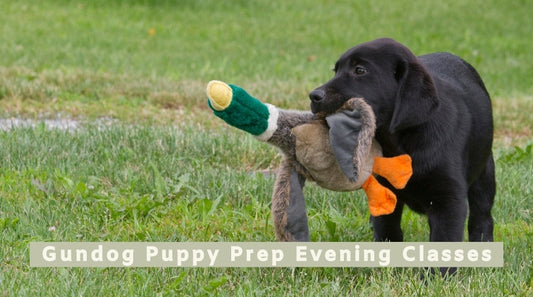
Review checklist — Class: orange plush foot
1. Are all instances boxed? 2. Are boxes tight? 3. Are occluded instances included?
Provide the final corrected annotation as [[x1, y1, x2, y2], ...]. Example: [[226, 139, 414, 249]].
[[372, 154, 412, 189], [362, 175, 397, 216]]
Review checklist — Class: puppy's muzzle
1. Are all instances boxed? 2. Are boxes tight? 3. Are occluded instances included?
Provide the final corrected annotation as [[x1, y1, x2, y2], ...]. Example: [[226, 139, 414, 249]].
[[309, 88, 326, 103]]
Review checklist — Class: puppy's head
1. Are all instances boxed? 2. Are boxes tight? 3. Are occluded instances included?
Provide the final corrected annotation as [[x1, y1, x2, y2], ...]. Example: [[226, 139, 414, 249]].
[[309, 38, 439, 133]]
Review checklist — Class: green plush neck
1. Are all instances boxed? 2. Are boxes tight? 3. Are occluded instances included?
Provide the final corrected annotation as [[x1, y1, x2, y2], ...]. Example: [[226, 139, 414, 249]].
[[207, 81, 271, 136]]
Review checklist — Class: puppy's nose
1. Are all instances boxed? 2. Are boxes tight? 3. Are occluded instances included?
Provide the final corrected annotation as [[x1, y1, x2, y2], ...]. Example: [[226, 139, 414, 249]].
[[309, 89, 325, 103]]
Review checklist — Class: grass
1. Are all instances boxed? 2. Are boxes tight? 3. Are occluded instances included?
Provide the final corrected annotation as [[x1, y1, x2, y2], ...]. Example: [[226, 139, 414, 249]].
[[1, 0, 532, 296]]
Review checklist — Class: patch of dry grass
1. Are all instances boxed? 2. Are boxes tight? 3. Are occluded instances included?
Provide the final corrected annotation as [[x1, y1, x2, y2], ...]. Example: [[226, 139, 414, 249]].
[[493, 96, 533, 148]]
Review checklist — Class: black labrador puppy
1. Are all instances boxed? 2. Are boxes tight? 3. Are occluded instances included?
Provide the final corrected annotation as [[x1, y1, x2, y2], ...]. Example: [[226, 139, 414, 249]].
[[310, 38, 495, 246]]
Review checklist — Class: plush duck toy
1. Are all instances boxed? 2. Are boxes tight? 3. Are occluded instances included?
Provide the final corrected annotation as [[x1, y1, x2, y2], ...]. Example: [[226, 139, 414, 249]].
[[206, 80, 412, 241]]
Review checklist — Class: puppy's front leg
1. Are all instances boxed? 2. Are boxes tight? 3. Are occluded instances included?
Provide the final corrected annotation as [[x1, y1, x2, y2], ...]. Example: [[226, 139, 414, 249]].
[[427, 193, 468, 276], [371, 201, 405, 242], [427, 195, 468, 242], [271, 158, 310, 241]]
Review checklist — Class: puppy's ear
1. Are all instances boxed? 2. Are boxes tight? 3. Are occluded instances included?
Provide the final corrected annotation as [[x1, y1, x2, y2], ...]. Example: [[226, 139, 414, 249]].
[[389, 59, 439, 133]]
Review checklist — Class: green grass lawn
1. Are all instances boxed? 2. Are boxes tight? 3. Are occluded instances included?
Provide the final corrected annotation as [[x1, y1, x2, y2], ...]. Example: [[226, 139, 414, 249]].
[[1, 0, 532, 296]]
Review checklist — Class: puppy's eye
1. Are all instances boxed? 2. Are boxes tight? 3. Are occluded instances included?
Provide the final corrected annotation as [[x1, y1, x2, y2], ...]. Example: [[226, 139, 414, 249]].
[[354, 66, 367, 75]]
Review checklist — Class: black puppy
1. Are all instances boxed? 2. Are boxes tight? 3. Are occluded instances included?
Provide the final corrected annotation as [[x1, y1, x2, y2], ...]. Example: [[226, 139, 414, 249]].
[[310, 38, 495, 247]]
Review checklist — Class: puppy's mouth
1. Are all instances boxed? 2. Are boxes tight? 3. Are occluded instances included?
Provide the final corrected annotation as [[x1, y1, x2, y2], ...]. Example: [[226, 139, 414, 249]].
[[311, 97, 361, 119], [310, 102, 326, 118]]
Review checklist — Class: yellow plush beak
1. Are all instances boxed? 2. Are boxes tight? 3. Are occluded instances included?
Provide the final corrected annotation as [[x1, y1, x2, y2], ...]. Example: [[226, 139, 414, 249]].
[[207, 80, 233, 111]]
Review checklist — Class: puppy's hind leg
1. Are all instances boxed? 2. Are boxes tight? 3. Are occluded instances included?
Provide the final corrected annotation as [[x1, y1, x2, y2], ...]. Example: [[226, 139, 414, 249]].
[[467, 154, 496, 242]]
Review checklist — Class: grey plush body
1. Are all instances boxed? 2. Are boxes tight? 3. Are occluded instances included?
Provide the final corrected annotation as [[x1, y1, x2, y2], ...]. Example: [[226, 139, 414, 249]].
[[262, 98, 377, 241]]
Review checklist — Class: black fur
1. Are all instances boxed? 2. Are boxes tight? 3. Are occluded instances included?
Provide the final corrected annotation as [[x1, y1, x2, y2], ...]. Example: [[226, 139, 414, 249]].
[[310, 38, 495, 255]]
